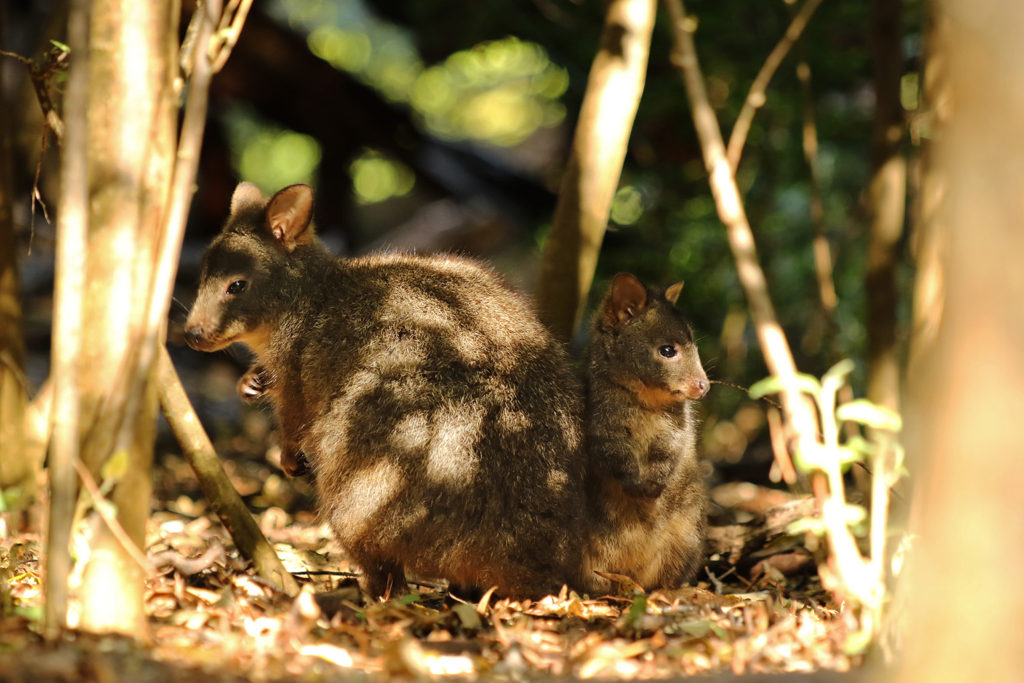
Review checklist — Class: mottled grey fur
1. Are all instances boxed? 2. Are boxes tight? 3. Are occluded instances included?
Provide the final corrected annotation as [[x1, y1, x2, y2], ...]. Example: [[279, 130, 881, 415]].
[[185, 183, 586, 599]]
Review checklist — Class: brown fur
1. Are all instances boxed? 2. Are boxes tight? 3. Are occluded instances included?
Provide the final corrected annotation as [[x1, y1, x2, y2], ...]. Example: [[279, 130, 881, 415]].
[[582, 273, 709, 593], [185, 183, 586, 599]]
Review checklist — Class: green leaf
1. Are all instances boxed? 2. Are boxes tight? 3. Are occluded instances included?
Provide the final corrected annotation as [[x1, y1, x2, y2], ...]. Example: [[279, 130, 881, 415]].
[[101, 448, 131, 483], [843, 435, 875, 457], [836, 400, 902, 432], [843, 627, 874, 655], [708, 622, 731, 642], [399, 592, 420, 605], [749, 373, 821, 400], [14, 604, 43, 622], [793, 443, 831, 472], [836, 446, 864, 471], [50, 39, 70, 53], [788, 516, 826, 536], [843, 503, 868, 525], [625, 593, 647, 627], [677, 620, 712, 637], [821, 359, 856, 395]]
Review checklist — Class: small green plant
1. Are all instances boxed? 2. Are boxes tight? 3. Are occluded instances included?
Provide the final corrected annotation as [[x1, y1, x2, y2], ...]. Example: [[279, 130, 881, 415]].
[[750, 360, 905, 652]]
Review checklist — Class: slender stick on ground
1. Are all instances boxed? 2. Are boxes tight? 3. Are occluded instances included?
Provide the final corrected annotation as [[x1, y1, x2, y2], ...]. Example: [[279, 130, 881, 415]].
[[157, 347, 300, 597]]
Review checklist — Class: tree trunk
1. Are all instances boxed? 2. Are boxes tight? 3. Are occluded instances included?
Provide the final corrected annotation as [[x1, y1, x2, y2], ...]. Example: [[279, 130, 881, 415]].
[[901, 1, 1024, 680], [866, 0, 906, 413], [73, 0, 178, 637], [45, 0, 90, 639], [535, 0, 656, 343]]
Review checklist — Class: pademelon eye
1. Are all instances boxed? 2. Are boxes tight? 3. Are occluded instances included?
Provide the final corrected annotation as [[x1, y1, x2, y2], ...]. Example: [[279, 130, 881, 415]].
[[658, 344, 677, 359], [226, 280, 248, 295]]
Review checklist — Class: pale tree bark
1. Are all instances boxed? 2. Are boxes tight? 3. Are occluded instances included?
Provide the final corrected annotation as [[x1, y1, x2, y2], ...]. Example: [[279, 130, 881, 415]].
[[900, 1, 1024, 680], [45, 0, 89, 639], [536, 0, 656, 342], [664, 0, 820, 460], [46, 0, 281, 635], [73, 0, 179, 636], [866, 0, 906, 413]]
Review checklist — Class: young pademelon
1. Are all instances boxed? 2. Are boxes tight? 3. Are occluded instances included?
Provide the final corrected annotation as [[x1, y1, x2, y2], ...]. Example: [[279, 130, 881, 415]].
[[582, 273, 709, 593]]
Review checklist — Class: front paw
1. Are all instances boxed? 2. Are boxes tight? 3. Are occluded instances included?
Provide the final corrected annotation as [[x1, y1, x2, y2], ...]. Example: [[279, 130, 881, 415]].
[[281, 449, 310, 477], [622, 479, 666, 499], [237, 366, 271, 403]]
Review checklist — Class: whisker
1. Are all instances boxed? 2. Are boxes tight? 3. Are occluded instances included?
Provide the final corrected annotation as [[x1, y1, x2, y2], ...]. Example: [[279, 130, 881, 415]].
[[709, 379, 782, 410], [170, 296, 191, 315]]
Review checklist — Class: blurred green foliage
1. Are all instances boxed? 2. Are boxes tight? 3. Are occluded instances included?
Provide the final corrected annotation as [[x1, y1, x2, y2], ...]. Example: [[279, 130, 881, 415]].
[[225, 105, 322, 193], [350, 150, 415, 204]]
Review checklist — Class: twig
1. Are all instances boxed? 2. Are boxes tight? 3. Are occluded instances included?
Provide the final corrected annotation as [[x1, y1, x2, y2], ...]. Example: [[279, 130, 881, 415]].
[[210, 0, 253, 72], [157, 347, 300, 596], [725, 0, 823, 170], [0, 46, 69, 142], [44, 0, 90, 641], [663, 0, 820, 458], [766, 407, 797, 486], [793, 43, 840, 364], [72, 457, 152, 573]]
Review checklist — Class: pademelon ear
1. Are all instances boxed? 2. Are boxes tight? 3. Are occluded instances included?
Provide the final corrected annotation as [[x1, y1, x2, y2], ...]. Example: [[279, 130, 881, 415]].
[[265, 184, 315, 252], [603, 273, 649, 328], [230, 181, 265, 215], [664, 281, 684, 305]]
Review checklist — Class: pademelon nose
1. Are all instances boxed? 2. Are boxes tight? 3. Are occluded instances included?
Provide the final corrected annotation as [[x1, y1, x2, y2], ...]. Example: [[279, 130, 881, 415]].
[[183, 327, 205, 349], [684, 376, 709, 399]]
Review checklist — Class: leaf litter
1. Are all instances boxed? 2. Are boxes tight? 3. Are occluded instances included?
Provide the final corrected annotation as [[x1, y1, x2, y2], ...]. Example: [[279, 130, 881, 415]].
[[0, 452, 863, 681]]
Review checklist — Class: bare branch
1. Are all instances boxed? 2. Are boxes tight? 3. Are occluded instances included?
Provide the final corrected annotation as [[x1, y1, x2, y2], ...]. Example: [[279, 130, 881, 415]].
[[794, 49, 840, 359], [0, 46, 69, 142], [157, 348, 300, 597], [71, 457, 152, 573], [210, 0, 253, 72], [663, 0, 820, 460], [725, 0, 823, 170], [107, 0, 224, 471]]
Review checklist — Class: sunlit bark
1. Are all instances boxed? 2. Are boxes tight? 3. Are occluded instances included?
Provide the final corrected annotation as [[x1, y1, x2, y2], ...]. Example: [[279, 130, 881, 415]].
[[536, 0, 656, 342], [45, 0, 89, 640], [74, 0, 178, 637]]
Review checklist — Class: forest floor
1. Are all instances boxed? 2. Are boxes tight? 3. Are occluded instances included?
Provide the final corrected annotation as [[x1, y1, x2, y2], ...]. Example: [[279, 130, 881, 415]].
[[0, 391, 877, 681], [0, 464, 874, 682]]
